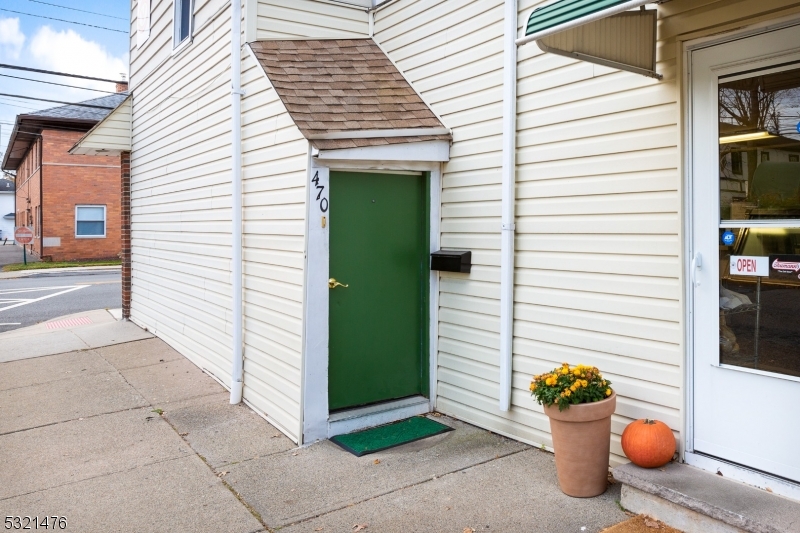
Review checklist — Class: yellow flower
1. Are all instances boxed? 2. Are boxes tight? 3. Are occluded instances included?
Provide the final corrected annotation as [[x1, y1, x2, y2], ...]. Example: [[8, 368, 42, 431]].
[[573, 368, 581, 376], [570, 384, 577, 392], [582, 380, 588, 387], [564, 389, 572, 397], [605, 388, 612, 396]]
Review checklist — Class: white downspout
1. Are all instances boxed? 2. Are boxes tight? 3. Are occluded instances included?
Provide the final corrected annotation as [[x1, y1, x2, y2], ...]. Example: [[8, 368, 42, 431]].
[[499, 0, 517, 412], [230, 0, 244, 404]]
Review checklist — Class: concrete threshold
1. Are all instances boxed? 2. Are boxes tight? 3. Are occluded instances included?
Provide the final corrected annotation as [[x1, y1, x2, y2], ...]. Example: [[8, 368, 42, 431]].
[[613, 462, 800, 533], [328, 395, 430, 437]]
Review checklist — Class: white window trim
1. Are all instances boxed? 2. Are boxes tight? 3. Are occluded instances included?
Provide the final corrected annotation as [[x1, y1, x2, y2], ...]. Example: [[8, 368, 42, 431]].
[[75, 205, 107, 239], [173, 0, 195, 51]]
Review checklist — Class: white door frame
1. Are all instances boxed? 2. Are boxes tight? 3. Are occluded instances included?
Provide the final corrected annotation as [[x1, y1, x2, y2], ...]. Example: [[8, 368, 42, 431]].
[[682, 18, 800, 501], [301, 143, 444, 444]]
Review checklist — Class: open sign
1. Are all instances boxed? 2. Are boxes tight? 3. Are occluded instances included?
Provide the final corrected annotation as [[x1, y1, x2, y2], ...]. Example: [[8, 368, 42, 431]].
[[730, 256, 769, 277]]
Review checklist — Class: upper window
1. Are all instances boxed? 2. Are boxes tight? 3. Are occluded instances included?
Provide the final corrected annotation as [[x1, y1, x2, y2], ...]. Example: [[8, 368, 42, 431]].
[[76, 206, 106, 238], [174, 0, 193, 47]]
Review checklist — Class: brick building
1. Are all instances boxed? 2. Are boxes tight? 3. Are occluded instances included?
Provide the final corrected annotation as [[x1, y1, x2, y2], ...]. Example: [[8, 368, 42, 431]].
[[1, 91, 128, 261]]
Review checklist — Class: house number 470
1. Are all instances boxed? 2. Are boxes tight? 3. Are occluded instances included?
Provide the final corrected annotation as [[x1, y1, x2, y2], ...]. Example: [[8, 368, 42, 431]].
[[311, 171, 328, 213]]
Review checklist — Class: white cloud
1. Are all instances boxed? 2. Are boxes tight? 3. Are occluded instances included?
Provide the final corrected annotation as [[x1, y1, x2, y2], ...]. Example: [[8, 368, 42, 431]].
[[0, 18, 26, 59], [29, 26, 128, 91]]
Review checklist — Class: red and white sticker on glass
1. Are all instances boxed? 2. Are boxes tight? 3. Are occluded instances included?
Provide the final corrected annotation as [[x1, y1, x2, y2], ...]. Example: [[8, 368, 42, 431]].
[[730, 256, 769, 277]]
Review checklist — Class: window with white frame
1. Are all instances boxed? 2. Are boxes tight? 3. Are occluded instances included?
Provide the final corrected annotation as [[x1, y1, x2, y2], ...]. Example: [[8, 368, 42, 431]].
[[75, 206, 106, 238], [174, 0, 193, 47]]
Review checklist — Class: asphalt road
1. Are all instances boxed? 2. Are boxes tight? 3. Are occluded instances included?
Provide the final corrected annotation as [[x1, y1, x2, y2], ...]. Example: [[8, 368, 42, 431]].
[[0, 269, 121, 333]]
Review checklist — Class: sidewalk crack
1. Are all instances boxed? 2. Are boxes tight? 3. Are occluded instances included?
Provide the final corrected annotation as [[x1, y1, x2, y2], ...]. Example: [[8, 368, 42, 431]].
[[278, 446, 530, 529]]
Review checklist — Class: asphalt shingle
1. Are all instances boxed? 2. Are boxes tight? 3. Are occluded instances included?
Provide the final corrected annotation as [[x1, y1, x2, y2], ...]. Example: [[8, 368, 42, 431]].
[[249, 39, 450, 150], [30, 93, 128, 122]]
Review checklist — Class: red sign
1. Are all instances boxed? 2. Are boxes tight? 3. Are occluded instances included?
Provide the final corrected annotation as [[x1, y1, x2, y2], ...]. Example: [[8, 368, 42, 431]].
[[14, 226, 34, 245]]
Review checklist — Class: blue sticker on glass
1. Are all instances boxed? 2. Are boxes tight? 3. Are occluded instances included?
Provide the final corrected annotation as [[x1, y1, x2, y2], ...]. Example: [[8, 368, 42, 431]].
[[722, 230, 735, 246], [797, 122, 800, 134]]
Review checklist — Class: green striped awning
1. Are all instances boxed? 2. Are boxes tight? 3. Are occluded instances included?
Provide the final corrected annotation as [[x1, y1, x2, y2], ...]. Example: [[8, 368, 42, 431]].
[[523, 0, 650, 42]]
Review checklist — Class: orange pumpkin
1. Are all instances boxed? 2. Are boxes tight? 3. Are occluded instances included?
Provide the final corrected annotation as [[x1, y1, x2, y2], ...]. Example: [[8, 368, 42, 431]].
[[621, 419, 676, 468]]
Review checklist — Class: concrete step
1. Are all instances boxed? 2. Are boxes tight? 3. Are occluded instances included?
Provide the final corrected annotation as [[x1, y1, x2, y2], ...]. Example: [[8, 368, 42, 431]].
[[613, 462, 800, 533], [327, 395, 430, 437]]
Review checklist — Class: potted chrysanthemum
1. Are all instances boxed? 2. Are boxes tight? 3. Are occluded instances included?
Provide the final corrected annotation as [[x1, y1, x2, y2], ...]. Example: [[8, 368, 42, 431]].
[[530, 363, 615, 497]]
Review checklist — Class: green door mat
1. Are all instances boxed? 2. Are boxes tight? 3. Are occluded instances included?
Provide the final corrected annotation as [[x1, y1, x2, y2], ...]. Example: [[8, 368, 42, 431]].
[[331, 416, 454, 457]]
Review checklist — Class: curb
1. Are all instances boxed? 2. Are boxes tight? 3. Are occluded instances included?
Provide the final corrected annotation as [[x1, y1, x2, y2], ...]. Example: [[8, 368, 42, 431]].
[[0, 265, 121, 279]]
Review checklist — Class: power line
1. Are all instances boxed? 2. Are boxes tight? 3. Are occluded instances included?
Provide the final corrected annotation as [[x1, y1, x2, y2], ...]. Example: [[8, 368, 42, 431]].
[[0, 101, 41, 112], [0, 64, 126, 84], [0, 8, 127, 34], [0, 73, 117, 94], [26, 0, 129, 21], [0, 93, 115, 110]]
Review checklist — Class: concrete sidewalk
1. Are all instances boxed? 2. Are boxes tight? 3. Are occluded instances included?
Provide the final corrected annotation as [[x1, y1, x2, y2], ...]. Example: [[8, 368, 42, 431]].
[[0, 308, 150, 363], [0, 315, 628, 532]]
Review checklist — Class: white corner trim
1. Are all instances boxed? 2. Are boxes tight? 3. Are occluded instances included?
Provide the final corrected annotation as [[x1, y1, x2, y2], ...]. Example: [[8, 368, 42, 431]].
[[302, 158, 331, 444], [244, 0, 257, 43], [316, 140, 450, 162], [306, 127, 450, 139]]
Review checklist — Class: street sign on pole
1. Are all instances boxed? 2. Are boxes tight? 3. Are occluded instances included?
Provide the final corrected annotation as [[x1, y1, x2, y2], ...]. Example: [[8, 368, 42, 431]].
[[14, 226, 33, 266], [14, 227, 33, 245]]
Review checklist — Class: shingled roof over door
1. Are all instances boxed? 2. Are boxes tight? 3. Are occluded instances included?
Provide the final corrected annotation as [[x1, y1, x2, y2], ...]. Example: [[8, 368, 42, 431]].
[[249, 39, 451, 151]]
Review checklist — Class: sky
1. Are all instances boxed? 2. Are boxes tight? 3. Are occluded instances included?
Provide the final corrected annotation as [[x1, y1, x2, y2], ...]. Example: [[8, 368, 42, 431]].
[[0, 0, 130, 164]]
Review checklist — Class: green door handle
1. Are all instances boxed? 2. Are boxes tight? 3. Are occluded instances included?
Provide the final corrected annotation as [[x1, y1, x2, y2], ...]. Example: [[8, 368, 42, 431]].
[[329, 278, 349, 289]]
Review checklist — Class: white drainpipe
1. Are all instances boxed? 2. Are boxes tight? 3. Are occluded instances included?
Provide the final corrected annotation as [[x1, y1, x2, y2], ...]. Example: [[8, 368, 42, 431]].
[[230, 0, 244, 404], [499, 0, 518, 412]]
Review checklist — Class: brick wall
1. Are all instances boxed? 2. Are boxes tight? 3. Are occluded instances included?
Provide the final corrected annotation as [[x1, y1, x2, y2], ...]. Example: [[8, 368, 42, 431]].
[[14, 139, 42, 258], [121, 151, 131, 318], [40, 129, 122, 261]]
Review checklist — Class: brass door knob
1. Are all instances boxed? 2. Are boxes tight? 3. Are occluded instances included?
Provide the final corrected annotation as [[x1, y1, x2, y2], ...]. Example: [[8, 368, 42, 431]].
[[328, 278, 349, 289]]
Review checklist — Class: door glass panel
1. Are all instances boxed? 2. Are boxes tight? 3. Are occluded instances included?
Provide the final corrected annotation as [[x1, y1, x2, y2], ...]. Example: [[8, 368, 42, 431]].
[[718, 64, 800, 379], [719, 65, 800, 221], [719, 228, 800, 378]]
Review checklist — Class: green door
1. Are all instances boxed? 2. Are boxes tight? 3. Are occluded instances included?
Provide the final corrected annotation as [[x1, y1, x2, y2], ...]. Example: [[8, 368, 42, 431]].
[[328, 171, 429, 411]]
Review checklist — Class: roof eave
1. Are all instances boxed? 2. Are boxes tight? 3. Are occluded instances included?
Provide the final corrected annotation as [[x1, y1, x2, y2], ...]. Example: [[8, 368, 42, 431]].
[[1, 115, 99, 171]]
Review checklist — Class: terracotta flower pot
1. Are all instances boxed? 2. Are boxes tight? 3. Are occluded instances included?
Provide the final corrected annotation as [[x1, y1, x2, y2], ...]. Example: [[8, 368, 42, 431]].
[[543, 392, 616, 498]]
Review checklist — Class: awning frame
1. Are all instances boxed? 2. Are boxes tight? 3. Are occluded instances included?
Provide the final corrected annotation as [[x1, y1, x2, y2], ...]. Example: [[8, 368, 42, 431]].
[[536, 11, 662, 80], [517, 0, 652, 46]]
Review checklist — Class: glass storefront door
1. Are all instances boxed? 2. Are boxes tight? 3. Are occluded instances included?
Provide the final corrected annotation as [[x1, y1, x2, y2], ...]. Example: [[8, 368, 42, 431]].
[[692, 25, 800, 483]]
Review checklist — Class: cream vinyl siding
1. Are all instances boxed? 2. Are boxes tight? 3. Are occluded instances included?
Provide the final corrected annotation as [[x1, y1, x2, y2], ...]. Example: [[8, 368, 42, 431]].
[[256, 0, 369, 40], [71, 98, 131, 155], [128, 0, 236, 386], [515, 0, 681, 466], [373, 0, 516, 441], [375, 0, 800, 466], [240, 50, 308, 442]]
